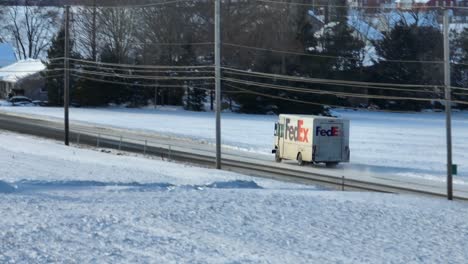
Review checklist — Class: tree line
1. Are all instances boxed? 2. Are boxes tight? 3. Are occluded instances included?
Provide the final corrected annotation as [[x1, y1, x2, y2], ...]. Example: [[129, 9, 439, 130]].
[[1, 0, 467, 113]]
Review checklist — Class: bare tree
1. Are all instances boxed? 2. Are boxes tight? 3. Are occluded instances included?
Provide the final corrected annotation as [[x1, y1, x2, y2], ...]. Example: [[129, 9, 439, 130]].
[[136, 2, 211, 65], [0, 7, 5, 43], [98, 7, 136, 63], [74, 0, 99, 61], [4, 1, 59, 59]]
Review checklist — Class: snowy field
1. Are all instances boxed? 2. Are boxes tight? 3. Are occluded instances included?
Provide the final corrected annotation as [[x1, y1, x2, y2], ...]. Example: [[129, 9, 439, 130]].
[[1, 106, 467, 181], [0, 131, 468, 263]]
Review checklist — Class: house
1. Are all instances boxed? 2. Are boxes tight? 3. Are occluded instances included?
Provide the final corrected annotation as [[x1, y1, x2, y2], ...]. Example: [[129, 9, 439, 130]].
[[0, 59, 47, 101], [396, 0, 468, 8], [0, 43, 17, 68]]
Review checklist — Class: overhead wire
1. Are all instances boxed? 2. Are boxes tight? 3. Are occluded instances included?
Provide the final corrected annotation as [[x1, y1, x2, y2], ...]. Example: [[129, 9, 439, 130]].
[[222, 67, 440, 89], [450, 85, 468, 91], [223, 43, 444, 65], [0, 69, 65, 73], [221, 77, 445, 103], [222, 70, 442, 94], [77, 0, 189, 9], [68, 58, 214, 69], [71, 68, 213, 81], [222, 82, 436, 113], [223, 82, 345, 108], [70, 62, 214, 74], [71, 73, 213, 88]]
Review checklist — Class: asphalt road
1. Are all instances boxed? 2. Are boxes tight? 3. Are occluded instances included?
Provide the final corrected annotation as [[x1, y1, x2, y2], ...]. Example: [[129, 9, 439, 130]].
[[0, 110, 467, 200]]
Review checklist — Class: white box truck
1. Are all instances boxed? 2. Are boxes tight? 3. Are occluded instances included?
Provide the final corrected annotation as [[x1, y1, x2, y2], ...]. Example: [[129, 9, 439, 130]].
[[272, 114, 350, 167]]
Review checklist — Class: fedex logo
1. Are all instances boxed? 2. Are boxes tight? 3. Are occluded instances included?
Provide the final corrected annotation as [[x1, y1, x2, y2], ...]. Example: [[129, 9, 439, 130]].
[[316, 126, 340, 137], [285, 118, 309, 143]]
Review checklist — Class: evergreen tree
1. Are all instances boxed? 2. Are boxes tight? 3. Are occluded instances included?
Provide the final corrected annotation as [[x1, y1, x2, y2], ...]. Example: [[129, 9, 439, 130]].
[[299, 0, 365, 109], [372, 22, 443, 110], [43, 26, 80, 106], [181, 43, 207, 111]]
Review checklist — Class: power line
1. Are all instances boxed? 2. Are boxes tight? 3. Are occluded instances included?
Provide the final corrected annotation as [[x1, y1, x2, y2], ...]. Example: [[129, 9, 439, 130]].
[[70, 63, 214, 74], [222, 77, 443, 103], [222, 67, 439, 89], [223, 82, 438, 113], [72, 69, 214, 81], [223, 70, 442, 94], [48, 57, 65, 61], [69, 58, 214, 69], [71, 73, 213, 88], [450, 86, 468, 91], [0, 69, 64, 73], [224, 82, 345, 108], [77, 0, 189, 9], [224, 43, 444, 65]]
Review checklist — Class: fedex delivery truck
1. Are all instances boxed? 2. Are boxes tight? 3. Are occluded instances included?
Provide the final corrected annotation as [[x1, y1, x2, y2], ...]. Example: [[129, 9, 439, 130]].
[[272, 114, 350, 167]]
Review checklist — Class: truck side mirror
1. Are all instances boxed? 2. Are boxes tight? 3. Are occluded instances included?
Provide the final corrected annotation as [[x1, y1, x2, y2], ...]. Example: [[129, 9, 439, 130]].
[[274, 123, 278, 136]]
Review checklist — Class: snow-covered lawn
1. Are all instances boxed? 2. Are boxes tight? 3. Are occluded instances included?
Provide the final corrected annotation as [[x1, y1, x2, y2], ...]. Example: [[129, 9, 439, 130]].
[[0, 131, 468, 263], [1, 106, 467, 181]]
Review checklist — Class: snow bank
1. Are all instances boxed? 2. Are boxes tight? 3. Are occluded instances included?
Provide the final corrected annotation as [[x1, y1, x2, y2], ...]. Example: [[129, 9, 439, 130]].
[[0, 131, 467, 263], [0, 181, 15, 193]]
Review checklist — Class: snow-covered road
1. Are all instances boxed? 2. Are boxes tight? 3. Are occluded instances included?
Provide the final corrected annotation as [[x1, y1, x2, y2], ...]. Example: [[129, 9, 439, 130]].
[[0, 132, 468, 263], [1, 106, 467, 181]]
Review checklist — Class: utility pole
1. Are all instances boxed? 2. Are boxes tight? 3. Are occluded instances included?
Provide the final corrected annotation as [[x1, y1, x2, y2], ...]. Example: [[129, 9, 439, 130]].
[[215, 0, 222, 169], [443, 8, 453, 200], [64, 5, 70, 146]]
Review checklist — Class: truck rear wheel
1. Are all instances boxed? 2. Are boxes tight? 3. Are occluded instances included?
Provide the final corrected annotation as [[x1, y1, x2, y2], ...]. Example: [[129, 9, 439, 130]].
[[297, 153, 305, 166], [326, 162, 339, 168], [275, 151, 282, 163]]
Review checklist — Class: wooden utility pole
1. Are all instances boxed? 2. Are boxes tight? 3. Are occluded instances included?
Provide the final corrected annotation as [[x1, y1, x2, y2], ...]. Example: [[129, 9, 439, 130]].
[[64, 5, 70, 146], [443, 8, 453, 200], [215, 0, 222, 169]]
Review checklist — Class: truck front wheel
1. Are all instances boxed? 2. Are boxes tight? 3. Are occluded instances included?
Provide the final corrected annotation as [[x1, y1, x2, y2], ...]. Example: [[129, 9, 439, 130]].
[[297, 153, 305, 166]]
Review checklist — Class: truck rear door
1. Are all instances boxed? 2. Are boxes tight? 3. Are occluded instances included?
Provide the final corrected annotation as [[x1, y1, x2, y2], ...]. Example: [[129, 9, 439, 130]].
[[315, 122, 343, 162]]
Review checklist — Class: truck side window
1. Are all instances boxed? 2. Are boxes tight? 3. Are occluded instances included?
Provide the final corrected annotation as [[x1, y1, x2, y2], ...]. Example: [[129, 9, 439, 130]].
[[279, 124, 284, 138]]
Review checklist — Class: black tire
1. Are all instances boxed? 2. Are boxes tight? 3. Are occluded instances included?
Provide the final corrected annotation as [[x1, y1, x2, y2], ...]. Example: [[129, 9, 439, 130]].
[[325, 162, 339, 168], [297, 153, 305, 166], [275, 151, 282, 163]]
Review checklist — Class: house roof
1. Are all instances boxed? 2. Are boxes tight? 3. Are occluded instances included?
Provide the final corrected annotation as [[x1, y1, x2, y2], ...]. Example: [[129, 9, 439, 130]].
[[0, 59, 46, 83], [0, 43, 17, 68]]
